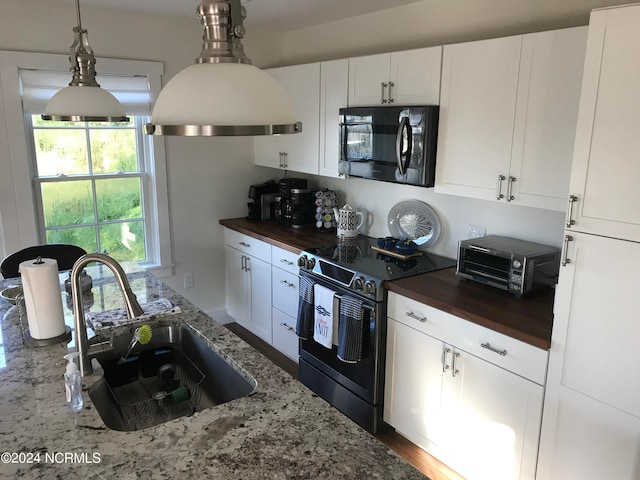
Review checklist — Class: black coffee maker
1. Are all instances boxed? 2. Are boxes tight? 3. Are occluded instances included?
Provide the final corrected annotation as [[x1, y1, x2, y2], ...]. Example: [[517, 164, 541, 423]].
[[275, 178, 314, 228], [247, 180, 278, 220]]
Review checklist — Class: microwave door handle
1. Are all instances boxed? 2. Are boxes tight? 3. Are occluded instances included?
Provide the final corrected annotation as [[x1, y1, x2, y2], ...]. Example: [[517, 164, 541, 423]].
[[396, 116, 410, 175], [341, 124, 348, 161], [403, 123, 413, 173]]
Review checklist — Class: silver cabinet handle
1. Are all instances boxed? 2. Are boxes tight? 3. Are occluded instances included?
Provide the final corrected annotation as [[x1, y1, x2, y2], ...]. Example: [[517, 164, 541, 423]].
[[442, 347, 451, 373], [278, 152, 283, 168], [388, 81, 395, 103], [481, 342, 507, 356], [381, 82, 388, 104], [280, 322, 295, 332], [239, 241, 251, 248], [506, 176, 516, 201], [566, 195, 578, 228], [280, 258, 294, 266], [282, 152, 288, 169], [452, 351, 461, 377], [561, 234, 574, 267], [497, 174, 506, 200], [280, 279, 295, 288], [240, 255, 246, 271], [405, 311, 427, 323], [244, 256, 250, 272]]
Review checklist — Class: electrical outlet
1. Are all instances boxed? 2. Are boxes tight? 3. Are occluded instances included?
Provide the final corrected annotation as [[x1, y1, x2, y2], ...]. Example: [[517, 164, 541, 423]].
[[467, 224, 486, 239], [184, 272, 194, 289]]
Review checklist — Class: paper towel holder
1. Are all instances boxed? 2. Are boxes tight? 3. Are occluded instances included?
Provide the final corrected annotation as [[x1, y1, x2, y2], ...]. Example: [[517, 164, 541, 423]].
[[15, 293, 72, 347]]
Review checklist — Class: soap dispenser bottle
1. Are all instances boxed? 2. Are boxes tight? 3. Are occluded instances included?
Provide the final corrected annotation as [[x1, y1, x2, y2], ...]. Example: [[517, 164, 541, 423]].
[[63, 353, 83, 412]]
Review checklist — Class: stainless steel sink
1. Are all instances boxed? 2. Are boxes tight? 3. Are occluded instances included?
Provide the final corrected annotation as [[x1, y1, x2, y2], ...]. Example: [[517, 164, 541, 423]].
[[88, 323, 256, 431]]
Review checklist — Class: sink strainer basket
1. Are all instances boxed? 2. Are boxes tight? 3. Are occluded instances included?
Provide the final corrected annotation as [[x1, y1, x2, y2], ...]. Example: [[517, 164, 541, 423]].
[[103, 346, 205, 430]]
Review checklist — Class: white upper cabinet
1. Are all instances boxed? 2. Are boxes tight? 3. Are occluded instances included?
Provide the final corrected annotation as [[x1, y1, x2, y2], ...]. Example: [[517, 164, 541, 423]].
[[565, 6, 640, 241], [319, 59, 348, 178], [254, 63, 320, 175], [348, 47, 442, 106], [435, 28, 587, 211]]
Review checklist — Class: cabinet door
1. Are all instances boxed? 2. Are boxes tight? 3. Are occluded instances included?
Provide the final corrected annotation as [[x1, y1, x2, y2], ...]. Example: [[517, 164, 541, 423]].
[[225, 246, 250, 329], [319, 59, 348, 178], [567, 6, 640, 241], [255, 63, 320, 175], [389, 47, 442, 106], [538, 386, 640, 480], [439, 347, 544, 480], [509, 27, 587, 211], [348, 53, 391, 106], [435, 35, 522, 201], [553, 232, 640, 418], [246, 254, 272, 343], [384, 319, 444, 452]]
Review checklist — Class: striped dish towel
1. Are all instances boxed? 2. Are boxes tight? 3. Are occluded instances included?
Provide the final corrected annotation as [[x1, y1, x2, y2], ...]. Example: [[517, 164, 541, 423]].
[[296, 276, 314, 339], [337, 295, 364, 363]]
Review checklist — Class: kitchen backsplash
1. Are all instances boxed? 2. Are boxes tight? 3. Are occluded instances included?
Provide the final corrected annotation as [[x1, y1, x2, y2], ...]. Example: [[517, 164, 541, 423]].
[[280, 172, 565, 259]]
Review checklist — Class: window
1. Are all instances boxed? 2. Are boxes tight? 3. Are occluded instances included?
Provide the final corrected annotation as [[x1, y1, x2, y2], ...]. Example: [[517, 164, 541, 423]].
[[28, 115, 149, 262], [0, 51, 171, 275]]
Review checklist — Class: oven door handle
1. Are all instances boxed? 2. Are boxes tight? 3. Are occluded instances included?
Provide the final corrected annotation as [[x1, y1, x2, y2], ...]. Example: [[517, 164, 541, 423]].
[[334, 293, 376, 314]]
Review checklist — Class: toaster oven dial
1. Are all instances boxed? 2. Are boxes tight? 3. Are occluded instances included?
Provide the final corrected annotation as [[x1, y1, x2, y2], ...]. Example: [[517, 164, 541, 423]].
[[353, 276, 365, 290], [512, 259, 522, 269]]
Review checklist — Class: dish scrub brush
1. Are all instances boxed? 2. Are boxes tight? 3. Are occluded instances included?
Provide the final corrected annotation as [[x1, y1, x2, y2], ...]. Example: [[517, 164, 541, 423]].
[[117, 324, 153, 365]]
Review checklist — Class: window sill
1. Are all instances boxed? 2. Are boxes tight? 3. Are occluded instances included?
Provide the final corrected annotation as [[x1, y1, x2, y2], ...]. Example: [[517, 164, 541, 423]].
[[140, 262, 173, 279]]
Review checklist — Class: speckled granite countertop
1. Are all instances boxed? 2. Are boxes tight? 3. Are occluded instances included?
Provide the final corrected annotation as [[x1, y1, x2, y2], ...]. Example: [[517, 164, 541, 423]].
[[0, 265, 426, 479]]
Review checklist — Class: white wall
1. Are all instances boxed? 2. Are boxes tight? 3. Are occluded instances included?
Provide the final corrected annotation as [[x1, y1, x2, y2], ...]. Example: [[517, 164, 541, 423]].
[[0, 0, 284, 314]]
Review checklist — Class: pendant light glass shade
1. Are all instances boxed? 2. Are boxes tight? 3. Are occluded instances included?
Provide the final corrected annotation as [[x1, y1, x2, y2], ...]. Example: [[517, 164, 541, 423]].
[[144, 1, 302, 137], [42, 0, 129, 123], [43, 84, 128, 122]]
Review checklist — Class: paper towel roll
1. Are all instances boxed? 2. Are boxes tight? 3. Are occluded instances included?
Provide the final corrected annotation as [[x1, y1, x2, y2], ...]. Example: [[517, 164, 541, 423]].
[[19, 258, 66, 340]]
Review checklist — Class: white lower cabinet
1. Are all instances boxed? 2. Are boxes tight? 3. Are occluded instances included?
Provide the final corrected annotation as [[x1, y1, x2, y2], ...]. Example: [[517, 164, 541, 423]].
[[271, 259, 300, 363], [224, 228, 300, 361], [225, 244, 272, 343], [384, 292, 546, 480]]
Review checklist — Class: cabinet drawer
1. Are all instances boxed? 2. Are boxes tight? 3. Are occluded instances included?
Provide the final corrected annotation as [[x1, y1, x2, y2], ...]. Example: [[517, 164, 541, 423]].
[[388, 292, 548, 384], [224, 229, 271, 262], [272, 267, 299, 317], [271, 246, 300, 275], [272, 308, 299, 362], [387, 291, 456, 342], [454, 321, 548, 385]]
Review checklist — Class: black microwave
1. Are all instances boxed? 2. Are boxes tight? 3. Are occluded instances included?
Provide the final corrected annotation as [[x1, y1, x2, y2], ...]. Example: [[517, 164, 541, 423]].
[[338, 105, 439, 187]]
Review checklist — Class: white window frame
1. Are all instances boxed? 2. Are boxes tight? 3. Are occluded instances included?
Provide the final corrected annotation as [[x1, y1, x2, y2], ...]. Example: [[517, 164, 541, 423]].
[[0, 50, 173, 277]]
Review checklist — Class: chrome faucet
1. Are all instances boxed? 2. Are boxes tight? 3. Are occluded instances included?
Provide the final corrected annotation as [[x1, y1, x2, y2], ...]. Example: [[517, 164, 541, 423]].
[[70, 253, 144, 376]]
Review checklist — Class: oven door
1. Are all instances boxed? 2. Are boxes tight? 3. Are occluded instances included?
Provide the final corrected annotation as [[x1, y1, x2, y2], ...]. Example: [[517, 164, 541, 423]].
[[298, 271, 384, 405]]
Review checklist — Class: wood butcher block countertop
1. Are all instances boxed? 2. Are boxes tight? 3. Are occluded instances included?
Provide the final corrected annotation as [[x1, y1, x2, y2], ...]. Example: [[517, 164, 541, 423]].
[[220, 218, 554, 350]]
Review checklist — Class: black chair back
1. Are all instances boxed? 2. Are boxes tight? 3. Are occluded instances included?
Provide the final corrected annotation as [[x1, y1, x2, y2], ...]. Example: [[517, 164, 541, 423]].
[[1, 244, 87, 278]]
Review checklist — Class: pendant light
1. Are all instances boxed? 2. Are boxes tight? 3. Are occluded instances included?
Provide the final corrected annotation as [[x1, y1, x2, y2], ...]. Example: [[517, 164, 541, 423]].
[[42, 0, 129, 123], [144, 0, 302, 137]]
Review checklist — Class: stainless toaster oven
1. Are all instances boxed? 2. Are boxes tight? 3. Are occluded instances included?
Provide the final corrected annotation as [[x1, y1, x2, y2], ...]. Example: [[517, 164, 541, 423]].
[[456, 235, 560, 297]]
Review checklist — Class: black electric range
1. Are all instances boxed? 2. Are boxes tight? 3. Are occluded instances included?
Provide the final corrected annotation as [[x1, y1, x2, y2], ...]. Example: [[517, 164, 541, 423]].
[[298, 236, 456, 302]]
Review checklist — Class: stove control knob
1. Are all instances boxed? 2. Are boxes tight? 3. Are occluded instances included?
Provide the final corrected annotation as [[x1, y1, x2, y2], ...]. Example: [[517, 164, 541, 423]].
[[306, 258, 316, 270], [364, 281, 377, 295], [297, 255, 308, 268], [353, 276, 365, 290]]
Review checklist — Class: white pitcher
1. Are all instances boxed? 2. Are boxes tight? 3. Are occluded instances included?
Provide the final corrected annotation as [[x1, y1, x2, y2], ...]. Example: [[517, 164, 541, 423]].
[[333, 204, 364, 239]]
